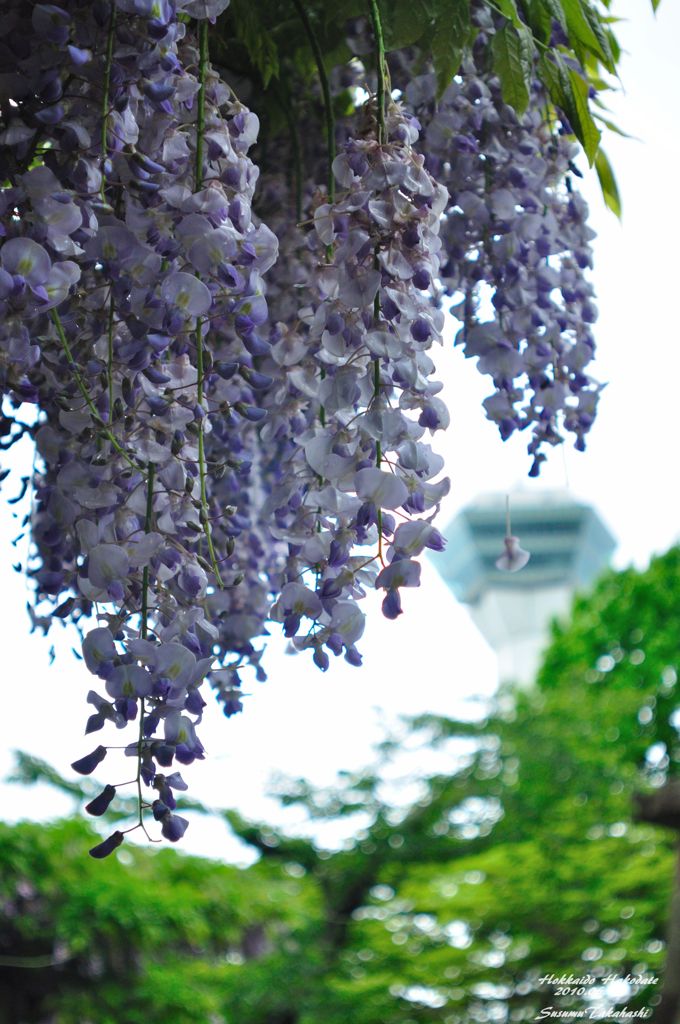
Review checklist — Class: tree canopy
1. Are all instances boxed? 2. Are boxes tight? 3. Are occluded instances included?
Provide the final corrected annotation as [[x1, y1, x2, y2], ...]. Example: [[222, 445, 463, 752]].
[[4, 545, 680, 1021]]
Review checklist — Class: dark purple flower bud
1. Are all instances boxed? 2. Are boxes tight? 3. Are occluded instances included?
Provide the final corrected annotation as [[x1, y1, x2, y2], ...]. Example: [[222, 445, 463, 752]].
[[153, 677, 170, 698], [418, 405, 440, 429], [411, 317, 432, 343], [413, 268, 431, 290], [283, 612, 302, 638], [185, 689, 206, 715], [243, 334, 271, 357], [234, 403, 267, 423], [89, 830, 124, 859], [402, 225, 420, 248], [328, 539, 349, 567], [133, 152, 166, 175], [35, 104, 65, 126], [222, 691, 243, 717], [175, 745, 198, 766], [143, 80, 176, 103], [161, 813, 189, 842], [85, 784, 117, 817], [144, 711, 160, 737], [114, 697, 138, 722], [215, 360, 238, 379], [326, 312, 344, 335], [313, 647, 330, 672], [152, 798, 171, 821], [240, 367, 273, 389], [381, 296, 399, 320], [404, 490, 426, 513], [357, 501, 376, 528], [153, 743, 175, 767], [235, 314, 254, 337], [326, 633, 343, 656], [382, 588, 402, 620], [141, 758, 156, 787], [160, 547, 182, 570], [67, 45, 92, 66], [40, 74, 63, 103], [134, 179, 161, 194], [71, 745, 107, 776], [344, 646, 363, 667]]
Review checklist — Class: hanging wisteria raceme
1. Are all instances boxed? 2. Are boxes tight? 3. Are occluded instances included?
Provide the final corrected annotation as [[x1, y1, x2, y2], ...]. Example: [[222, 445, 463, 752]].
[[0, 0, 609, 853], [0, 0, 281, 852], [390, 9, 602, 476], [275, 99, 451, 642]]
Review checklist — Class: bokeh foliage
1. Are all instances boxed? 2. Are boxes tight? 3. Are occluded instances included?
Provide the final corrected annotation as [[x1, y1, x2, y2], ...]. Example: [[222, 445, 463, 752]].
[[4, 547, 680, 1021]]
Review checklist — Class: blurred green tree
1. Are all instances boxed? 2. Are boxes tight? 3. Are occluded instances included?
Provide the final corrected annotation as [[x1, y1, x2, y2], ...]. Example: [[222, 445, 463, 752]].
[[4, 547, 680, 1022]]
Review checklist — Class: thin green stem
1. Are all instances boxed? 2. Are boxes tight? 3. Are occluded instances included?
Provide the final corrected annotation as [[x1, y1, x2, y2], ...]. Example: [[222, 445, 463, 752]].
[[367, 0, 387, 144], [137, 463, 155, 834], [135, 696, 147, 831], [100, 3, 117, 199], [196, 321, 223, 586], [107, 290, 115, 419], [141, 463, 155, 639], [51, 310, 140, 471], [193, 20, 223, 586], [290, 0, 336, 203]]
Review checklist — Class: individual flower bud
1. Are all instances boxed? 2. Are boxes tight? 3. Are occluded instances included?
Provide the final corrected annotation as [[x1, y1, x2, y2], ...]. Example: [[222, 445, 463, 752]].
[[89, 830, 124, 859], [71, 745, 107, 775], [496, 535, 530, 573], [160, 813, 189, 842], [85, 784, 117, 817]]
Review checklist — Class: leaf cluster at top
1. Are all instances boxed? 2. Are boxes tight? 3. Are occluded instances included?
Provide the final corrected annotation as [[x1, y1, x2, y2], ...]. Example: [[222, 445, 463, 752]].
[[211, 0, 658, 176]]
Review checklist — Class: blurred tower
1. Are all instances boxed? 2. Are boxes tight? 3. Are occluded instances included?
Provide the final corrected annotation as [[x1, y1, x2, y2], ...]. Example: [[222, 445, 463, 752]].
[[435, 490, 616, 686]]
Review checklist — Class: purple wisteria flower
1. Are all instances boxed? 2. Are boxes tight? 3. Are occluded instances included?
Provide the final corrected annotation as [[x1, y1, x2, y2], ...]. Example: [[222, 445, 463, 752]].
[[0, 0, 603, 849]]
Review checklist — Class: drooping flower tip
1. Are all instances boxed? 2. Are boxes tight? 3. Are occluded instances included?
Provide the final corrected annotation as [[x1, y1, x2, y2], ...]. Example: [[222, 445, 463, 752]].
[[160, 813, 189, 842], [89, 830, 124, 860], [85, 784, 117, 817], [71, 745, 107, 776], [495, 535, 530, 573]]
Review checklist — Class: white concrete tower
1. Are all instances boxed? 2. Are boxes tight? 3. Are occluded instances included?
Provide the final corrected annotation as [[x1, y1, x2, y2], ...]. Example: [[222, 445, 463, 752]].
[[435, 490, 616, 687]]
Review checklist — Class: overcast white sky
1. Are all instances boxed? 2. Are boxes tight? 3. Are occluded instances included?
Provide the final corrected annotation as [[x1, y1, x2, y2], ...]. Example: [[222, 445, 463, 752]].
[[1, 2, 679, 863]]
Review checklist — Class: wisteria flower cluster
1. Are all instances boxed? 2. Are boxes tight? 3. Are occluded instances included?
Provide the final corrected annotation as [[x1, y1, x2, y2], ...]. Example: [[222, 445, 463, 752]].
[[398, 7, 602, 475], [0, 0, 602, 853]]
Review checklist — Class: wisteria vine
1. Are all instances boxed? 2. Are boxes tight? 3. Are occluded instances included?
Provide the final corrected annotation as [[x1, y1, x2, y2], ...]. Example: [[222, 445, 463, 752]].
[[0, 0, 606, 854]]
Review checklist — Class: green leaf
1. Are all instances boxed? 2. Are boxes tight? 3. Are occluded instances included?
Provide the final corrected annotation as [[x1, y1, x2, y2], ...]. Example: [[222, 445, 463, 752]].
[[430, 0, 473, 96], [383, 0, 434, 49], [494, 0, 524, 29], [561, 0, 613, 69], [524, 0, 554, 42], [580, 2, 616, 72], [593, 112, 637, 140], [539, 0, 567, 27], [491, 22, 534, 115], [567, 66, 602, 163], [538, 53, 601, 163], [651, 0, 662, 10], [594, 148, 621, 217], [538, 50, 569, 107]]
